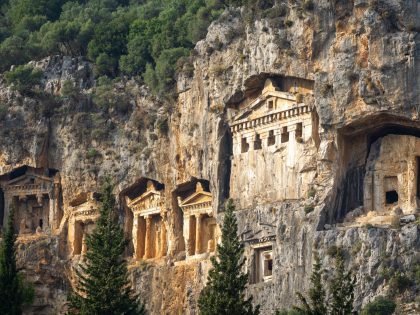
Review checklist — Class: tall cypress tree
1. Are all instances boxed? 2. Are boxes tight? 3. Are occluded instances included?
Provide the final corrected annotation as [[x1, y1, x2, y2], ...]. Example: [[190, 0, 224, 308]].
[[0, 206, 34, 315], [329, 251, 355, 315], [198, 199, 260, 315], [68, 179, 145, 315], [293, 253, 328, 315]]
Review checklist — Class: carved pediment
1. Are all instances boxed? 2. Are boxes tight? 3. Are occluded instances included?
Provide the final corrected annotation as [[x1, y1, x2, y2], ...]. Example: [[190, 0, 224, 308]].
[[178, 182, 212, 207], [127, 180, 164, 215], [232, 79, 298, 123], [7, 174, 53, 186]]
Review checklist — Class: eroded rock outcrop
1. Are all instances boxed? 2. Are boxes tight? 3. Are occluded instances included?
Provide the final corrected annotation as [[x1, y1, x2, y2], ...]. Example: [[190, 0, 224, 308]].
[[0, 1, 419, 314]]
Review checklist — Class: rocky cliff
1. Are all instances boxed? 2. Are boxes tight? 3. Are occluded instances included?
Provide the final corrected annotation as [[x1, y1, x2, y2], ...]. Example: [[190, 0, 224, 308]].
[[0, 0, 419, 314]]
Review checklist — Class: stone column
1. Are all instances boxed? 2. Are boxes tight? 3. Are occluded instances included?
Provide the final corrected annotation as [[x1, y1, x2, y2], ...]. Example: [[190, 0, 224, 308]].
[[3, 194, 11, 227], [132, 214, 139, 259], [143, 215, 152, 259], [407, 157, 416, 213], [159, 213, 167, 257], [195, 213, 203, 255], [187, 215, 196, 256]]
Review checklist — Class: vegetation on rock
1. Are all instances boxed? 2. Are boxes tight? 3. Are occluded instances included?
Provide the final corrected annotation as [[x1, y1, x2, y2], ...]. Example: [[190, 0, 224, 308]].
[[290, 250, 356, 315], [67, 179, 145, 315], [198, 199, 260, 315], [0, 206, 34, 315], [0, 0, 248, 96], [360, 296, 396, 315], [4, 65, 42, 95]]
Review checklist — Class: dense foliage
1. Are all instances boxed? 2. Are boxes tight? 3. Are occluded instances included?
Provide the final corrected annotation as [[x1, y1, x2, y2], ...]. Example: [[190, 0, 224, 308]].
[[198, 199, 260, 315], [0, 206, 34, 315], [290, 250, 356, 315], [0, 0, 247, 95], [293, 253, 327, 315], [4, 65, 43, 95], [67, 179, 145, 315], [360, 297, 396, 315]]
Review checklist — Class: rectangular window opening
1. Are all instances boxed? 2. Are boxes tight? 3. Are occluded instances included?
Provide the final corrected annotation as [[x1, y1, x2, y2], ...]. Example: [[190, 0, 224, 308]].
[[254, 134, 262, 150], [241, 138, 249, 153], [267, 130, 275, 146], [295, 123, 303, 140], [281, 127, 289, 143], [268, 100, 274, 111]]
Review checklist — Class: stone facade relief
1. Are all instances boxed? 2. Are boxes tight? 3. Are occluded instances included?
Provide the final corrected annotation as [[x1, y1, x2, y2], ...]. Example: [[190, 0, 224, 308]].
[[364, 134, 420, 215], [0, 166, 61, 235], [177, 182, 218, 258], [126, 180, 167, 260], [67, 192, 100, 257], [229, 78, 317, 209]]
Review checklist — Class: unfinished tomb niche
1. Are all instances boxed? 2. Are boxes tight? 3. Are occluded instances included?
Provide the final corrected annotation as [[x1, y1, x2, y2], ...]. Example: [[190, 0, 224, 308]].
[[228, 77, 317, 208], [68, 192, 100, 257], [126, 179, 167, 260], [0, 166, 61, 234], [363, 134, 420, 215], [177, 181, 218, 258]]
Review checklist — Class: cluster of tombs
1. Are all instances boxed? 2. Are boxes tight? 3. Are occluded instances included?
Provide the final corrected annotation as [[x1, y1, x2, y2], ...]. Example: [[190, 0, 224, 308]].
[[2, 76, 420, 283]]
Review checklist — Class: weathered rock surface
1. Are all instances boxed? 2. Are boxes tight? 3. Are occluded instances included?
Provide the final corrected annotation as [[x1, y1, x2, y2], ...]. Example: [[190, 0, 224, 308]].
[[0, 1, 419, 314]]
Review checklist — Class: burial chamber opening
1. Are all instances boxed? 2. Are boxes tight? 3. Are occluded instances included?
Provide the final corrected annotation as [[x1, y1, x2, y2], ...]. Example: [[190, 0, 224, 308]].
[[327, 114, 420, 224]]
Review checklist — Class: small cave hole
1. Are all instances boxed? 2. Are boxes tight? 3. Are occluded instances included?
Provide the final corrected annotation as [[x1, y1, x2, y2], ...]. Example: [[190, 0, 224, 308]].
[[385, 190, 398, 204]]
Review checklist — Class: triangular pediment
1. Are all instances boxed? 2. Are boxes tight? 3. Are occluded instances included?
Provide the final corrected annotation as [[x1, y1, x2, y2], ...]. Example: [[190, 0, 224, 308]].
[[233, 90, 297, 122], [7, 174, 53, 186], [180, 191, 212, 206], [128, 189, 161, 207]]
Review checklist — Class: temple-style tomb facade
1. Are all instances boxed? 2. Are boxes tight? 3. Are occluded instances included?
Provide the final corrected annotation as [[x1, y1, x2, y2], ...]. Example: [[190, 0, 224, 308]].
[[0, 166, 62, 234], [126, 180, 167, 260], [178, 182, 217, 258], [229, 77, 317, 208], [68, 192, 100, 257]]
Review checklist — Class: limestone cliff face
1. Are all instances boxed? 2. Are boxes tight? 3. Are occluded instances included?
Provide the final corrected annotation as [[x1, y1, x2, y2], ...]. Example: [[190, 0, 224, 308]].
[[0, 1, 419, 314]]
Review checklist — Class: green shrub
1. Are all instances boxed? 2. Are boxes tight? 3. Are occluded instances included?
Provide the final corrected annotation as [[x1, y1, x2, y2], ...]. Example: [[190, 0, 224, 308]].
[[0, 104, 7, 120], [389, 272, 411, 294], [307, 188, 316, 198], [4, 65, 43, 95], [60, 80, 80, 99], [86, 148, 100, 159], [351, 241, 362, 256], [304, 205, 314, 214], [361, 297, 396, 315], [414, 264, 420, 285], [378, 266, 394, 281], [327, 245, 344, 258], [156, 118, 169, 135]]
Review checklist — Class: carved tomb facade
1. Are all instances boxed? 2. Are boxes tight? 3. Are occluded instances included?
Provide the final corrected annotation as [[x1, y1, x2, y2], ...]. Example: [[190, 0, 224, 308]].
[[126, 180, 167, 260], [229, 78, 317, 208]]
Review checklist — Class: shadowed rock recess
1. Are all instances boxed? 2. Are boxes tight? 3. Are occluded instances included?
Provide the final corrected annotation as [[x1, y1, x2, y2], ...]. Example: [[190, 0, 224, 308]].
[[0, 1, 419, 314]]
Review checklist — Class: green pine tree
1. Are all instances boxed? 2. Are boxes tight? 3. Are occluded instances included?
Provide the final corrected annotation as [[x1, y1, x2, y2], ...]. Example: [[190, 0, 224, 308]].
[[198, 199, 260, 315], [0, 206, 34, 315], [67, 179, 145, 315], [293, 253, 328, 315], [329, 251, 355, 315]]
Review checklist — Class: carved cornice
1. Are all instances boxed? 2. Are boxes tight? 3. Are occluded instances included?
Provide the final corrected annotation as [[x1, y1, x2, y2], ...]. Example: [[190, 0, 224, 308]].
[[230, 104, 313, 134]]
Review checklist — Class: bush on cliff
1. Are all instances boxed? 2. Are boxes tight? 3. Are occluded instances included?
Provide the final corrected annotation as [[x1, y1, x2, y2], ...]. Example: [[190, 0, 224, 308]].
[[4, 65, 43, 95], [361, 296, 396, 315], [292, 250, 355, 315], [198, 199, 260, 315], [67, 179, 145, 315], [0, 206, 34, 315]]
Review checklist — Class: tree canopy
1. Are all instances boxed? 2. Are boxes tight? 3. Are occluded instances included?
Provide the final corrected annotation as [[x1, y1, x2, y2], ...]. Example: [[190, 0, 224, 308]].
[[0, 0, 248, 95]]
